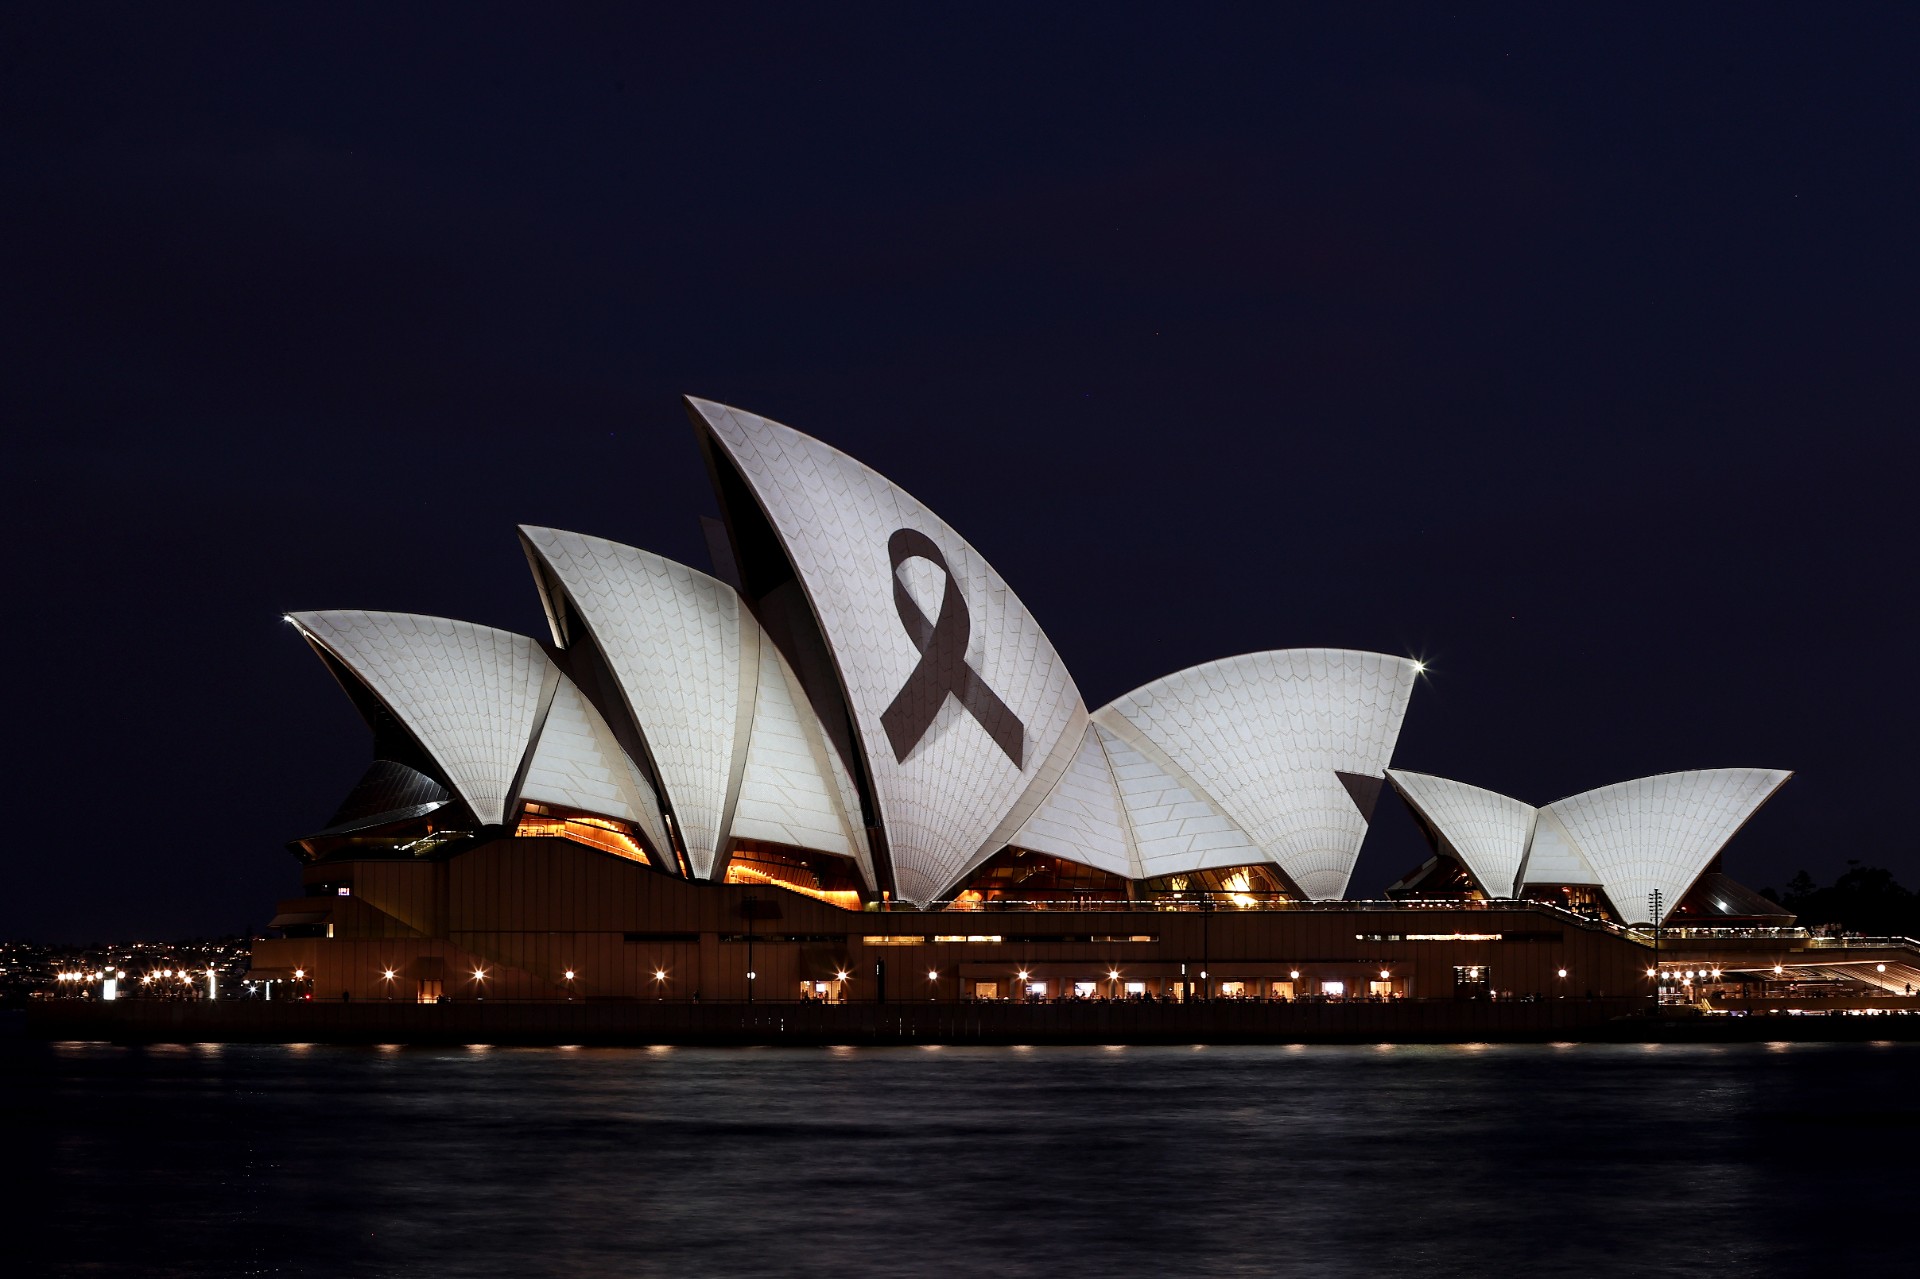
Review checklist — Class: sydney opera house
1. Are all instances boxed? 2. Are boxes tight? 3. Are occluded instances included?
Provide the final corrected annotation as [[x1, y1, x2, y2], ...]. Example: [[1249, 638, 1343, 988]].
[[252, 398, 1807, 1008]]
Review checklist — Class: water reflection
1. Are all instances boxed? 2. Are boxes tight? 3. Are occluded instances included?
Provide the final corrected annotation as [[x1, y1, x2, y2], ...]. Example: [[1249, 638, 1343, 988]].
[[7, 1041, 1913, 1277]]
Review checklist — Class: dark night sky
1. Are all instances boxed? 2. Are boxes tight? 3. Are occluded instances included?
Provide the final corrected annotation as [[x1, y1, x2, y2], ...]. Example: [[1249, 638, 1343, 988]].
[[4, 7, 1915, 942]]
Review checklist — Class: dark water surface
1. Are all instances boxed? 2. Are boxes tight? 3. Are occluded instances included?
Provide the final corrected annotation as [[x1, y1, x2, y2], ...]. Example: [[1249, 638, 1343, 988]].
[[3, 1039, 1909, 1277]]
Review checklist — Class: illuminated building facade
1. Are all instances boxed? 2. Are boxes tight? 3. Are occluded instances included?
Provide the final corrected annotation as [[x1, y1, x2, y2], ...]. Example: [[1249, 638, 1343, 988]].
[[254, 398, 1792, 1005]]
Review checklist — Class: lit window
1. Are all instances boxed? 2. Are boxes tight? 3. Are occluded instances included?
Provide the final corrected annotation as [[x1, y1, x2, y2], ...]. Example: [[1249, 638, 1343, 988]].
[[1073, 981, 1096, 998], [1320, 980, 1346, 997]]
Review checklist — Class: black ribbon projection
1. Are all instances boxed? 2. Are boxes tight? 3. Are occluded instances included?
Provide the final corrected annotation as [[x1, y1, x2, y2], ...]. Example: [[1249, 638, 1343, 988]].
[[880, 528, 1026, 769]]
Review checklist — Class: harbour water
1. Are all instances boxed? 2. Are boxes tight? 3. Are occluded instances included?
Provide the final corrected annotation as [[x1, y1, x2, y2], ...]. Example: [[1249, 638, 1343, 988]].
[[4, 1039, 1911, 1276]]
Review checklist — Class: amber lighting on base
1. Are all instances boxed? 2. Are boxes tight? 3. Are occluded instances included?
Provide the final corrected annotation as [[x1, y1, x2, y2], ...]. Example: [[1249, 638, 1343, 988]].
[[723, 860, 863, 911], [516, 805, 651, 866]]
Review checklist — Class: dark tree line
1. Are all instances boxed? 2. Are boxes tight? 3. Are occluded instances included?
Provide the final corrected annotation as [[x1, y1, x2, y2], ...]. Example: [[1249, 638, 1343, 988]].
[[1762, 863, 1920, 937]]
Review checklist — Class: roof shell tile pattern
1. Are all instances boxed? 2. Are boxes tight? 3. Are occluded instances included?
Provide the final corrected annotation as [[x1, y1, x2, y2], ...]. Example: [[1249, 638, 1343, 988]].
[[691, 398, 1088, 904], [1009, 725, 1140, 879], [519, 673, 671, 857], [1537, 768, 1792, 925], [1386, 769, 1536, 897], [1095, 649, 1421, 898], [732, 638, 875, 883], [1091, 721, 1263, 878], [291, 611, 557, 827], [520, 527, 754, 879]]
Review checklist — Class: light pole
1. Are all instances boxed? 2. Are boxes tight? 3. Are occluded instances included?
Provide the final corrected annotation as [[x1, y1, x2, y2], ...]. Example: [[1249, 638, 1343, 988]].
[[1199, 893, 1213, 1003], [1647, 889, 1664, 1013], [744, 894, 757, 1004]]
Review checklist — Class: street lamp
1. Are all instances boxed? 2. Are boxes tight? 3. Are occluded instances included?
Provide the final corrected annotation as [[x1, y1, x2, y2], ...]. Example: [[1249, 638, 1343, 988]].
[[1647, 889, 1664, 1013]]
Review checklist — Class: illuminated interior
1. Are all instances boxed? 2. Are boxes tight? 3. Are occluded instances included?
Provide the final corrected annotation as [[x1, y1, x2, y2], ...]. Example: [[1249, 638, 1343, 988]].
[[1519, 884, 1615, 922], [1139, 863, 1296, 906], [723, 841, 865, 910], [950, 847, 1132, 907], [515, 803, 651, 865]]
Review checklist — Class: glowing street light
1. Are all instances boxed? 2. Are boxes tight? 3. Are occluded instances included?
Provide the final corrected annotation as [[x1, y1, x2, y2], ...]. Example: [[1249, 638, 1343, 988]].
[[1557, 968, 1568, 979], [565, 969, 577, 981]]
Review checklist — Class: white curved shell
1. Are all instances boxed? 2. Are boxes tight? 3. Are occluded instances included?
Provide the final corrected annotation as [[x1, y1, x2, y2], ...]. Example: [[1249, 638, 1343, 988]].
[[291, 611, 555, 827], [1010, 725, 1140, 879], [1516, 807, 1602, 887], [520, 527, 753, 878], [1095, 649, 1420, 898], [519, 673, 671, 857], [691, 398, 1089, 905], [1387, 769, 1536, 897], [1537, 768, 1792, 924], [1093, 722, 1262, 877], [732, 638, 876, 886]]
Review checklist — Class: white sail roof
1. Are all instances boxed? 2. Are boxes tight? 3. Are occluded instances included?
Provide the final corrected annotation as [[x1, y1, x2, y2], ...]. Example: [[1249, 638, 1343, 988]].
[[520, 527, 753, 878], [290, 611, 556, 827], [1387, 769, 1536, 897], [519, 673, 671, 857], [1515, 807, 1602, 888], [690, 397, 1088, 905], [1537, 768, 1792, 925], [1009, 725, 1140, 879], [1095, 649, 1420, 898], [732, 638, 876, 886], [1092, 721, 1262, 878]]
